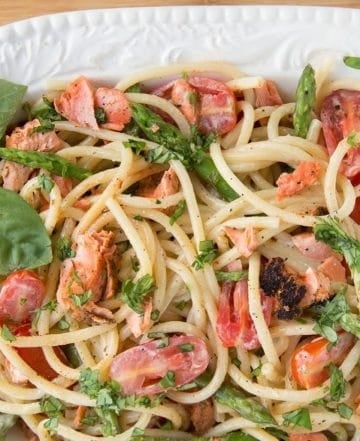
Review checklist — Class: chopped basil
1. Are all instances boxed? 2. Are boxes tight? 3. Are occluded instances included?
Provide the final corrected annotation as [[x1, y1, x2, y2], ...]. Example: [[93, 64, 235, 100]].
[[251, 363, 262, 378], [32, 96, 62, 122], [95, 107, 107, 124], [37, 174, 54, 193], [120, 274, 155, 314], [148, 332, 167, 339], [32, 299, 58, 329], [313, 290, 360, 342], [70, 290, 92, 307], [56, 236, 76, 261], [0, 325, 15, 342], [159, 371, 176, 388], [282, 407, 312, 430], [150, 309, 160, 321], [329, 364, 346, 401], [169, 200, 186, 225], [133, 215, 144, 221], [32, 119, 55, 133], [56, 318, 70, 330], [123, 139, 147, 155], [337, 403, 353, 419], [177, 343, 194, 352], [40, 396, 65, 417], [40, 395, 65, 435], [175, 300, 188, 311], [347, 130, 359, 147], [192, 240, 218, 270]]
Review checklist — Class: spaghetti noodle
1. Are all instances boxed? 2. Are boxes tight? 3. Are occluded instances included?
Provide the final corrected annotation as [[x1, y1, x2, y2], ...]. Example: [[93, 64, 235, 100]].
[[0, 60, 359, 441]]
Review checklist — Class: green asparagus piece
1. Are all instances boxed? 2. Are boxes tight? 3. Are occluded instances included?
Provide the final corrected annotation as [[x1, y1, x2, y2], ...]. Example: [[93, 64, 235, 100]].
[[192, 151, 238, 201], [344, 56, 360, 69], [293, 64, 316, 138], [0, 148, 93, 181], [194, 374, 276, 426], [130, 103, 238, 202]]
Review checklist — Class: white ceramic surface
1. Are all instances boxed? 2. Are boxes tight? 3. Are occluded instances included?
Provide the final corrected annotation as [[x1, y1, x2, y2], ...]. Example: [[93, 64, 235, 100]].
[[1, 4, 360, 440]]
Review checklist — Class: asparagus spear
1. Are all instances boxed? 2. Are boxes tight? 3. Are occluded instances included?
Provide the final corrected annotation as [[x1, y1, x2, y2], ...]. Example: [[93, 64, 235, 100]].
[[131, 103, 238, 202], [194, 374, 276, 426], [344, 56, 360, 69], [293, 64, 316, 139], [0, 148, 92, 181]]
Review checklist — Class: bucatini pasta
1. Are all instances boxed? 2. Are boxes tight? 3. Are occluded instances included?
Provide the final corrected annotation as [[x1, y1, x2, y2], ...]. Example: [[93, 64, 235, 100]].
[[0, 59, 359, 441]]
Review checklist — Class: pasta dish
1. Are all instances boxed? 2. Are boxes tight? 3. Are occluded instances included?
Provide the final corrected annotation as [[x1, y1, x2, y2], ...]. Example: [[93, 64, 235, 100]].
[[0, 59, 359, 441]]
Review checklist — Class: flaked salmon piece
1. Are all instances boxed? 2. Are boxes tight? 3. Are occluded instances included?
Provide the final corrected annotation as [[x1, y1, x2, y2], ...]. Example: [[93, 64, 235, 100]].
[[190, 399, 215, 435], [318, 256, 346, 283], [289, 434, 328, 441], [94, 87, 131, 131], [6, 119, 63, 153], [54, 76, 98, 129], [3, 119, 63, 192], [51, 176, 90, 209], [342, 144, 360, 178], [53, 175, 74, 197], [224, 226, 258, 258], [171, 79, 198, 125], [300, 267, 331, 308], [56, 230, 117, 324], [292, 232, 337, 261], [276, 161, 322, 201], [126, 301, 152, 338], [2, 163, 33, 193], [356, 393, 360, 415], [137, 168, 179, 199], [226, 259, 243, 272], [255, 80, 283, 107]]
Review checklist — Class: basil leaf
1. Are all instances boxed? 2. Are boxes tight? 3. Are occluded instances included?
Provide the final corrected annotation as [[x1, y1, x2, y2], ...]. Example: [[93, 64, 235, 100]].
[[0, 79, 27, 139], [329, 364, 346, 401], [0, 188, 52, 275]]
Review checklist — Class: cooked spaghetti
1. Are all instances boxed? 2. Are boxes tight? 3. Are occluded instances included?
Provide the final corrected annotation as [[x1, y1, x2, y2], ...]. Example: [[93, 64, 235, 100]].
[[0, 60, 359, 441]]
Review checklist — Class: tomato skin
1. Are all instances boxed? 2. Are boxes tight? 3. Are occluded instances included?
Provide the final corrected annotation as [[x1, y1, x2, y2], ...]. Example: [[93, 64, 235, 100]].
[[109, 335, 209, 395], [290, 332, 355, 389], [320, 89, 360, 178], [216, 280, 273, 350], [189, 76, 237, 135], [13, 324, 66, 381], [0, 270, 45, 324], [321, 89, 360, 154], [351, 197, 360, 224], [154, 76, 237, 135]]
